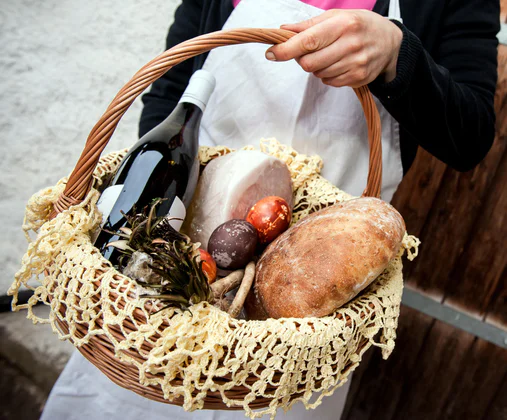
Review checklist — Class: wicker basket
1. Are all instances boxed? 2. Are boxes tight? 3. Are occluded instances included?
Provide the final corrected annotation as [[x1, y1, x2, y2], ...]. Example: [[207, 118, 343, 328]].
[[10, 28, 418, 419]]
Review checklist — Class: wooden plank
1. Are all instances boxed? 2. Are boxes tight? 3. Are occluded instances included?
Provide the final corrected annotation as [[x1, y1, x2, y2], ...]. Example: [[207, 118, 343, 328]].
[[340, 338, 375, 420], [391, 149, 446, 240], [390, 150, 447, 286], [496, 46, 507, 128], [441, 339, 507, 420], [344, 310, 507, 420], [444, 147, 507, 319], [400, 45, 507, 298], [484, 371, 507, 420], [484, 263, 507, 328], [402, 288, 507, 348], [442, 46, 507, 319], [391, 320, 476, 420], [342, 306, 436, 420], [400, 164, 502, 297]]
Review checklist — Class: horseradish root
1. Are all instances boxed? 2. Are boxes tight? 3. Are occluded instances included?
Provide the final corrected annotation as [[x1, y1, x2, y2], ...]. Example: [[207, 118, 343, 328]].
[[228, 261, 256, 318], [210, 269, 245, 298]]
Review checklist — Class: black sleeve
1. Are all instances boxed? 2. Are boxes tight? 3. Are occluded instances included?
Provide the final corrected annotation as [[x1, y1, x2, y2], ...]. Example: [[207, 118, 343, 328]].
[[369, 0, 500, 172], [138, 0, 204, 138]]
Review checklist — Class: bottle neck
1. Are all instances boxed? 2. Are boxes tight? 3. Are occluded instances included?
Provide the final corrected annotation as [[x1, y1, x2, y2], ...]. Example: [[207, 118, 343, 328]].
[[179, 94, 206, 112], [178, 70, 216, 112]]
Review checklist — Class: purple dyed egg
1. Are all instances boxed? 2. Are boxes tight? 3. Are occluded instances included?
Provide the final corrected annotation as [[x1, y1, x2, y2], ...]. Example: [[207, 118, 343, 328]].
[[208, 219, 258, 269]]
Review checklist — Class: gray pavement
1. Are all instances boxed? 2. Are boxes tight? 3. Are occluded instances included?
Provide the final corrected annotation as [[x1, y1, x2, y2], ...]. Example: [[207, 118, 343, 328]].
[[0, 306, 73, 419], [0, 0, 181, 417]]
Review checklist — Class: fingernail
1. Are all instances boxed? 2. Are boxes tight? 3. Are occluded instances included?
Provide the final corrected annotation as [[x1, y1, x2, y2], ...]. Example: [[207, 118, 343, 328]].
[[266, 51, 277, 61]]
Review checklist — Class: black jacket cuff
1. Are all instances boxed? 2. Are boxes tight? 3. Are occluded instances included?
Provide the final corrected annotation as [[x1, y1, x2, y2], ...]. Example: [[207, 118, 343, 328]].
[[368, 20, 423, 102]]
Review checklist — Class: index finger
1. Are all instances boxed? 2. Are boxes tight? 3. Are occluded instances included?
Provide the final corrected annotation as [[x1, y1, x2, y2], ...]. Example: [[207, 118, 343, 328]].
[[280, 12, 332, 33], [266, 17, 343, 62]]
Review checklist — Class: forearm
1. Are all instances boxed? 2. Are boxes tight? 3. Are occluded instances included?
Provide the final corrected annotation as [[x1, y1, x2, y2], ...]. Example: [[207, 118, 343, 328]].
[[369, 3, 500, 171]]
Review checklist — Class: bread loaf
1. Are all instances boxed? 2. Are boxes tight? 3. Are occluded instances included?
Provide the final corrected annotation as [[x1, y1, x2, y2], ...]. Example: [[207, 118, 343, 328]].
[[246, 197, 405, 319]]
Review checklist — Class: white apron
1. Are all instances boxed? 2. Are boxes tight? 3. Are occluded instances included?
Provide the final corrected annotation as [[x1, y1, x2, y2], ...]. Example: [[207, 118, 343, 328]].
[[41, 1, 403, 419], [200, 0, 404, 202]]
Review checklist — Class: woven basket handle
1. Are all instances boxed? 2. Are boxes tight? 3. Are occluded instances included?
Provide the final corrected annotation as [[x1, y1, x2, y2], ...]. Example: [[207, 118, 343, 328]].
[[51, 28, 382, 217]]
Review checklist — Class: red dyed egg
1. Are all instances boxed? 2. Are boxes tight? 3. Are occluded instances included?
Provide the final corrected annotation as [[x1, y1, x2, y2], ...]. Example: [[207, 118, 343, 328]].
[[199, 249, 217, 284], [246, 196, 291, 244]]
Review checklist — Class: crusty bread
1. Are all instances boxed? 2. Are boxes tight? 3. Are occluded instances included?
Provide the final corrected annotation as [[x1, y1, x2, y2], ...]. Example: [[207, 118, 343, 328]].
[[247, 197, 406, 319]]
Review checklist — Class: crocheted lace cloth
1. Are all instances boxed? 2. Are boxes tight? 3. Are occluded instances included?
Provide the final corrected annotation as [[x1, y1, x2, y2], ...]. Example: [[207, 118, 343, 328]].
[[10, 138, 419, 419]]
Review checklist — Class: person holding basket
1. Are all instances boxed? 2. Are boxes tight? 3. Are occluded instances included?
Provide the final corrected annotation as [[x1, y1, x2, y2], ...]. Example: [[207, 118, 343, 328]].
[[42, 0, 499, 419]]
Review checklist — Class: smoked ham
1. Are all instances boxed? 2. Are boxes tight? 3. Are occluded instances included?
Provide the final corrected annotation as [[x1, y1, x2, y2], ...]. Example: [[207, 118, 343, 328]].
[[182, 151, 293, 250]]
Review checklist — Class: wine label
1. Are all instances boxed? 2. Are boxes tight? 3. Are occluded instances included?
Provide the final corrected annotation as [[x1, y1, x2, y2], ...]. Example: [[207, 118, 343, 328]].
[[96, 184, 124, 226], [168, 196, 186, 231]]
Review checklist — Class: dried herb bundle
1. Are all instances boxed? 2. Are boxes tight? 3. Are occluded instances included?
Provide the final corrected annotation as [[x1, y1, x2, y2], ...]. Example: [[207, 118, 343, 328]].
[[106, 199, 212, 311]]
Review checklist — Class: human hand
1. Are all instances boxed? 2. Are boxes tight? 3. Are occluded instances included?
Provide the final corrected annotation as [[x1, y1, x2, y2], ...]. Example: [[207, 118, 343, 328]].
[[265, 10, 403, 88]]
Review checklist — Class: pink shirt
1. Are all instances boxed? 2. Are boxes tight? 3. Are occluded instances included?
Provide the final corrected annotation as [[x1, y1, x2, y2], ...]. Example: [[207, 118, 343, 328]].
[[232, 0, 376, 10]]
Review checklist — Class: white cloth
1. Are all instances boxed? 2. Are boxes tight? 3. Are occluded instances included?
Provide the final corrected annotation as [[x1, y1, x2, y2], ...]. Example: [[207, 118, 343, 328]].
[[200, 0, 403, 202], [41, 351, 352, 420], [42, 0, 403, 419]]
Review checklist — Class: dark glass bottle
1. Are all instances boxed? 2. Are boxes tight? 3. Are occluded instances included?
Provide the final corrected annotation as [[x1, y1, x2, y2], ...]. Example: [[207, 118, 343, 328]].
[[94, 70, 216, 264]]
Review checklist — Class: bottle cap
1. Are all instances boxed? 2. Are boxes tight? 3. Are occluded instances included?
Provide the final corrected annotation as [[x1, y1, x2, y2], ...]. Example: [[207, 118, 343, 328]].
[[179, 70, 216, 111]]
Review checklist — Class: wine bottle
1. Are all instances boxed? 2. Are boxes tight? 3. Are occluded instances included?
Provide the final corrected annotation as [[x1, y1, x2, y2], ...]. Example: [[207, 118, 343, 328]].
[[94, 70, 216, 264]]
